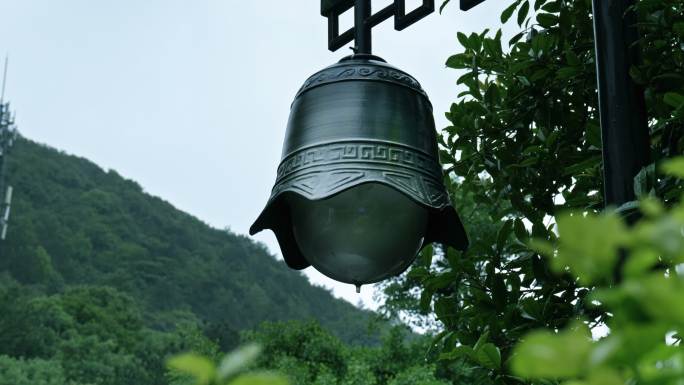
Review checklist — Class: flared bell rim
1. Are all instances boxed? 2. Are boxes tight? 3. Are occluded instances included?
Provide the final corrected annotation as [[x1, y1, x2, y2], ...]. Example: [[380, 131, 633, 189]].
[[249, 182, 469, 272]]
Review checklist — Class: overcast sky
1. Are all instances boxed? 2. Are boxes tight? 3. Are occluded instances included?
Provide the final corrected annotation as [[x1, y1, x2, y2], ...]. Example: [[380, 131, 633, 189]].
[[0, 0, 511, 308]]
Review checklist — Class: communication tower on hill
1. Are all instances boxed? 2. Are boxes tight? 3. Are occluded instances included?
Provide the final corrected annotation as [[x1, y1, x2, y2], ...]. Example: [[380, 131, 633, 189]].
[[0, 56, 16, 242]]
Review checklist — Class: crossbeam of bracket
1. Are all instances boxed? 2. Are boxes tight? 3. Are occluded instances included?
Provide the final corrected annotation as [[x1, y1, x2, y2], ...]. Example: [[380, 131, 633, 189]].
[[322, 0, 435, 52], [321, 0, 490, 52]]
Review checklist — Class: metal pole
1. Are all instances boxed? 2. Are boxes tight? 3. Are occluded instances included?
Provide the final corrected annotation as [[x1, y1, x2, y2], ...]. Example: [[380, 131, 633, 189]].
[[354, 0, 372, 54], [591, 0, 650, 208], [0, 106, 5, 250], [0, 56, 7, 103]]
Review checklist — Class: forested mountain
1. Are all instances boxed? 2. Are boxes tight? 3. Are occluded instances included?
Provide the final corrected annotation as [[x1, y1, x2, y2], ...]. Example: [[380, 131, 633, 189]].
[[0, 136, 378, 345], [0, 136, 457, 385]]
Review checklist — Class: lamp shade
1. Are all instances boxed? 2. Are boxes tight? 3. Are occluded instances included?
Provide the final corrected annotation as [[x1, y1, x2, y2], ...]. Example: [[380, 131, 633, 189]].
[[250, 54, 468, 285]]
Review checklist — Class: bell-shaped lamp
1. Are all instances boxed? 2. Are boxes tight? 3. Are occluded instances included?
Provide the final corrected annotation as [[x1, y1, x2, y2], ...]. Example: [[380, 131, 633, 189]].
[[251, 54, 468, 288]]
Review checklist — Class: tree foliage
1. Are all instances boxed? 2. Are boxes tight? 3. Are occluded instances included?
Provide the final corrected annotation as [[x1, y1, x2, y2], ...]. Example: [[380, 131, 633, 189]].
[[2, 136, 379, 345], [0, 282, 217, 385], [381, 0, 684, 383], [175, 321, 452, 385], [0, 137, 402, 384], [0, 136, 458, 384], [512, 158, 684, 384]]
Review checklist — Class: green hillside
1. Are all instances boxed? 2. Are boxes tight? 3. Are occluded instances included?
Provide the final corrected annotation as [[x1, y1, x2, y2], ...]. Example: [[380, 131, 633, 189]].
[[0, 136, 378, 345], [0, 136, 466, 385]]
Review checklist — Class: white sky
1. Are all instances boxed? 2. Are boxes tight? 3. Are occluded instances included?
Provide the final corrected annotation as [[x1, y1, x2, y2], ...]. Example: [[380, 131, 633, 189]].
[[0, 0, 510, 309]]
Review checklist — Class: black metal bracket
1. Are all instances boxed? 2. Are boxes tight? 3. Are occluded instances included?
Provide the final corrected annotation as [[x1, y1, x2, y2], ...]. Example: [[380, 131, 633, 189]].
[[321, 0, 489, 53], [459, 0, 487, 11], [322, 0, 435, 53]]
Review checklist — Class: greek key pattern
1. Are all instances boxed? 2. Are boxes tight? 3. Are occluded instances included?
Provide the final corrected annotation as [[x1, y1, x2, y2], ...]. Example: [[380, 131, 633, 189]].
[[276, 141, 441, 182], [296, 64, 426, 97]]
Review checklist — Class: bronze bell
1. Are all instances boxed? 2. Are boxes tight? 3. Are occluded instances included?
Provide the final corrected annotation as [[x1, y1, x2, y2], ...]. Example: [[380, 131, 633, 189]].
[[251, 54, 468, 286]]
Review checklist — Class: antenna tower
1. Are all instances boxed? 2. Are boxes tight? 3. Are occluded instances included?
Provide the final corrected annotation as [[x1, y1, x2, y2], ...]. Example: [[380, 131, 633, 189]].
[[0, 56, 16, 245]]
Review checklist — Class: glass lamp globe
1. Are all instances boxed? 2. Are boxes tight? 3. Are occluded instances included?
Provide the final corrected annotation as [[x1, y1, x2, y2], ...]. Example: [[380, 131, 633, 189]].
[[286, 183, 428, 286]]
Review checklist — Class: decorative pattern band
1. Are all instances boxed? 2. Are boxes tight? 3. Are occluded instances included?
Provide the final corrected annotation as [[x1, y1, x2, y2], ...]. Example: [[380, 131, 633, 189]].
[[269, 141, 449, 209], [276, 141, 441, 182], [295, 64, 427, 98]]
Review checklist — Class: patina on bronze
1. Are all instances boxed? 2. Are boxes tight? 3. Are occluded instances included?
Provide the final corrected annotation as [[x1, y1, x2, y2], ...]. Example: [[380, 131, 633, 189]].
[[250, 54, 468, 285]]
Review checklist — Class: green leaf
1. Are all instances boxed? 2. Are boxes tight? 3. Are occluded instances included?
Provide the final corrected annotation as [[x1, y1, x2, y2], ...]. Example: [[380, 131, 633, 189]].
[[228, 372, 289, 385], [639, 196, 664, 217], [540, 1, 561, 13], [631, 344, 683, 382], [623, 248, 659, 279], [476, 343, 501, 369], [565, 50, 580, 66], [674, 22, 684, 37], [661, 157, 684, 179], [517, 1, 530, 26], [530, 68, 550, 82], [483, 38, 502, 57], [563, 156, 601, 176], [514, 218, 529, 242], [537, 13, 559, 28], [501, 1, 520, 24], [419, 244, 434, 267], [634, 210, 684, 259], [419, 289, 434, 313], [508, 271, 521, 295], [428, 330, 453, 357], [584, 369, 624, 385], [497, 219, 514, 252], [629, 65, 644, 84], [457, 32, 470, 49], [616, 200, 639, 217], [509, 31, 526, 46], [663, 92, 684, 108], [519, 298, 543, 321], [445, 53, 469, 69], [623, 275, 684, 325], [439, 0, 450, 13], [217, 344, 262, 381], [585, 121, 601, 148], [426, 272, 457, 291], [492, 274, 507, 311], [473, 330, 490, 352], [468, 33, 482, 51], [633, 163, 655, 198], [434, 296, 459, 326], [554, 212, 628, 284], [511, 325, 592, 378], [528, 238, 554, 257], [484, 83, 500, 105], [457, 72, 475, 85], [439, 345, 474, 361], [407, 266, 429, 280], [557, 66, 579, 80], [167, 354, 216, 385]]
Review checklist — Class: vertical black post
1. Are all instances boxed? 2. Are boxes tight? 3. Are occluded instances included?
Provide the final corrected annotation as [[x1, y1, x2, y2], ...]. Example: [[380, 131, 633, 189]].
[[591, 0, 650, 208], [354, 0, 372, 54]]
